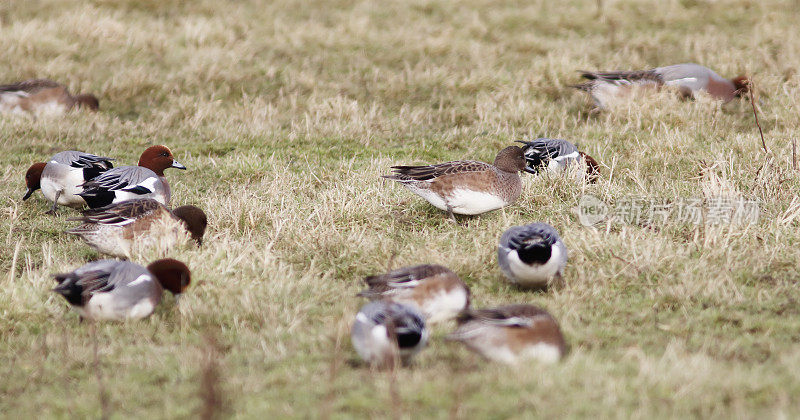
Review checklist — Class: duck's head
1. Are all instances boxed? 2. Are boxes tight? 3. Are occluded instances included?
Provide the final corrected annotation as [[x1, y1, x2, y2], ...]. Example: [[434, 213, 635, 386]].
[[732, 76, 750, 98], [147, 258, 191, 295], [493, 146, 527, 173], [138, 145, 186, 176], [172, 205, 208, 246], [23, 162, 46, 201], [579, 152, 601, 183], [75, 94, 99, 111]]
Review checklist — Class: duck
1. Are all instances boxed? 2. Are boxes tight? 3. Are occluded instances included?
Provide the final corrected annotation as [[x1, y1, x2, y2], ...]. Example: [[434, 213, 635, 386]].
[[498, 223, 567, 289], [23, 151, 115, 214], [66, 198, 207, 258], [357, 264, 470, 324], [78, 145, 186, 208], [351, 301, 429, 368], [0, 79, 99, 115], [383, 146, 527, 220], [515, 138, 600, 181], [571, 63, 749, 109], [52, 258, 191, 321], [447, 304, 566, 364]]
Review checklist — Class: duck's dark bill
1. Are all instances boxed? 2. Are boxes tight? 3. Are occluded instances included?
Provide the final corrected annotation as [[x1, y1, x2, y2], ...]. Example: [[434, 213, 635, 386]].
[[22, 188, 34, 200]]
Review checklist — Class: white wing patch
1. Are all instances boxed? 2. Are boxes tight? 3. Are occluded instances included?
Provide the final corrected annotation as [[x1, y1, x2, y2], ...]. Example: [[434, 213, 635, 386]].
[[128, 274, 153, 287], [665, 77, 698, 85]]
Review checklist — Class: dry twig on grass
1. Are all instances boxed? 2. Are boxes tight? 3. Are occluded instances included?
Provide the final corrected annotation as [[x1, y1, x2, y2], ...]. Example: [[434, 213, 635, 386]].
[[747, 78, 768, 154]]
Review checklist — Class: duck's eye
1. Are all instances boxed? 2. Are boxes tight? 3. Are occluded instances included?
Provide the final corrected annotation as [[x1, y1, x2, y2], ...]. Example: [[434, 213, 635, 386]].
[[160, 152, 169, 157]]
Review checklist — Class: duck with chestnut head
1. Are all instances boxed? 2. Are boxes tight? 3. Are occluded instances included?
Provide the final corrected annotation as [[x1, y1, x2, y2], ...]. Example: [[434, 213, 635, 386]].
[[22, 151, 114, 214], [52, 258, 191, 321], [66, 198, 208, 258], [516, 138, 599, 182], [0, 79, 99, 115], [572, 63, 749, 109], [79, 145, 186, 208]]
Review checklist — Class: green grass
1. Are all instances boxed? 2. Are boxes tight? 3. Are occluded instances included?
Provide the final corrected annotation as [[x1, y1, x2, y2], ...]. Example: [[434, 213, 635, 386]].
[[2, 0, 800, 417]]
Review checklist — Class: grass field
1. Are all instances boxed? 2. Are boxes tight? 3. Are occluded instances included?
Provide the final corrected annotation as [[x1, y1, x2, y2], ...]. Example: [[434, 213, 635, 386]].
[[2, 0, 800, 417]]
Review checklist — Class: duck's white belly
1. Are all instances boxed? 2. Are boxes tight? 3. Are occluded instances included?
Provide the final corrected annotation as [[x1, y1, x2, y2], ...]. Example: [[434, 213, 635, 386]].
[[41, 167, 87, 207], [32, 100, 69, 116], [418, 287, 469, 324], [403, 184, 448, 211], [447, 189, 506, 215], [81, 292, 155, 321], [519, 342, 562, 364]]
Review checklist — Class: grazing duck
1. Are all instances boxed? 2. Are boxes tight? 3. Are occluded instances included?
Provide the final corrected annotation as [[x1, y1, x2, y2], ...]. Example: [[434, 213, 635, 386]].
[[498, 223, 567, 289], [351, 301, 429, 368], [383, 146, 527, 220], [515, 139, 599, 181], [0, 79, 99, 115], [448, 304, 566, 364], [52, 258, 191, 321], [22, 151, 114, 214], [67, 199, 207, 258], [358, 264, 470, 324], [78, 145, 186, 208], [572, 63, 749, 109]]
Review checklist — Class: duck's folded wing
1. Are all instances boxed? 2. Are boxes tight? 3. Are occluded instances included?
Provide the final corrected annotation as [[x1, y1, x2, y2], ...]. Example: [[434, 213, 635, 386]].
[[53, 260, 120, 304], [0, 79, 62, 94], [69, 199, 163, 226], [579, 69, 662, 85], [79, 167, 158, 195], [384, 161, 492, 181], [525, 139, 576, 161], [65, 152, 115, 170], [365, 264, 450, 288], [457, 305, 550, 327], [359, 264, 451, 297]]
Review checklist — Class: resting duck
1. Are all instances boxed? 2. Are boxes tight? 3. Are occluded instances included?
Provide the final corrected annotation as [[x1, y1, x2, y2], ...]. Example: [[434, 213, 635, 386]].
[[67, 198, 207, 258], [515, 139, 599, 182], [572, 63, 749, 109], [448, 304, 566, 364], [351, 301, 429, 368], [383, 146, 527, 220], [358, 264, 470, 324], [497, 223, 568, 289], [0, 79, 99, 115], [79, 145, 186, 208], [23, 151, 114, 214], [52, 258, 191, 321]]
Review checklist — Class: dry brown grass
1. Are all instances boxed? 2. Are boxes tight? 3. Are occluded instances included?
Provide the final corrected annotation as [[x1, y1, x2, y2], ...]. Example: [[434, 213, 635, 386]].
[[2, 0, 800, 417]]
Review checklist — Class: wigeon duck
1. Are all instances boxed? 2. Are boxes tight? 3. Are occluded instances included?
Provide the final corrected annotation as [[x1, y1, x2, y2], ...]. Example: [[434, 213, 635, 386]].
[[498, 223, 567, 289], [78, 145, 186, 208], [23, 151, 114, 214], [351, 301, 429, 368], [383, 146, 527, 220], [66, 199, 207, 258], [0, 79, 99, 115], [52, 258, 191, 321], [447, 304, 566, 364], [358, 264, 470, 324], [516, 139, 600, 181], [572, 63, 749, 109]]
